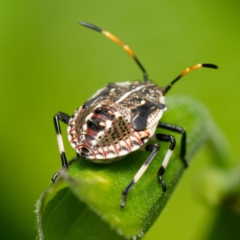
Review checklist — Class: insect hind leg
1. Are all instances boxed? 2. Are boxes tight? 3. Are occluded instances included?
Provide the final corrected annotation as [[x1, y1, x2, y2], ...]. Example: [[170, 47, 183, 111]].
[[158, 122, 187, 167], [155, 133, 176, 191]]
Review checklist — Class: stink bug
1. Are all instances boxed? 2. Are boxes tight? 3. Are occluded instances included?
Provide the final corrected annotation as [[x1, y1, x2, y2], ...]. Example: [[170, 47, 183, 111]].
[[53, 21, 218, 207]]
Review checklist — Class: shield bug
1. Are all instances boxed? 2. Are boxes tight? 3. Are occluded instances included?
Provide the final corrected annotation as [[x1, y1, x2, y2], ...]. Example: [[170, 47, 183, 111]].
[[53, 21, 218, 207]]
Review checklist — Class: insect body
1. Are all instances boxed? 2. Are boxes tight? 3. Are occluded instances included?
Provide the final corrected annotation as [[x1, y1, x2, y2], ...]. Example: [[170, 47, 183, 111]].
[[53, 22, 218, 207], [68, 80, 166, 161]]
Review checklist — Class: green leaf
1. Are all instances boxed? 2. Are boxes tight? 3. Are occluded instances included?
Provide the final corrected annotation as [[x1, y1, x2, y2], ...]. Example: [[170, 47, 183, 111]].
[[193, 124, 240, 212], [36, 96, 215, 239]]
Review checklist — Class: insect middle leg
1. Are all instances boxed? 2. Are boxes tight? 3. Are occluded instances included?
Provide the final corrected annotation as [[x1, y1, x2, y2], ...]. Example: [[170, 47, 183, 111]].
[[121, 143, 160, 207], [52, 111, 71, 181]]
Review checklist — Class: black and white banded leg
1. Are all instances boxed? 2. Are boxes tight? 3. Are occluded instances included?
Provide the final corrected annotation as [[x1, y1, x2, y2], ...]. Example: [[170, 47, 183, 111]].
[[52, 112, 71, 182], [121, 143, 160, 207], [158, 122, 187, 167], [121, 123, 187, 207], [155, 133, 176, 192]]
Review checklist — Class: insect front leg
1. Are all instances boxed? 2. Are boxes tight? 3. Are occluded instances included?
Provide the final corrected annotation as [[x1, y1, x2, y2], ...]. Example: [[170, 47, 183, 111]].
[[121, 143, 160, 208], [52, 112, 71, 182], [158, 122, 187, 167]]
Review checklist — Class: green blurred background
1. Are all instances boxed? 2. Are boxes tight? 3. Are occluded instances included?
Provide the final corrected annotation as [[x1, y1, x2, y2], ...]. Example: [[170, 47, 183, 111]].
[[1, 0, 240, 239]]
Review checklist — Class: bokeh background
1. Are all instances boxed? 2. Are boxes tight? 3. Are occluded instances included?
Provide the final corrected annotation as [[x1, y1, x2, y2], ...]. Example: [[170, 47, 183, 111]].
[[1, 0, 240, 239]]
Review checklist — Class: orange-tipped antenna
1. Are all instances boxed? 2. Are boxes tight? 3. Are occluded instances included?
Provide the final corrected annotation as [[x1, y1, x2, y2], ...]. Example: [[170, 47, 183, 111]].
[[164, 63, 218, 94], [80, 21, 148, 81]]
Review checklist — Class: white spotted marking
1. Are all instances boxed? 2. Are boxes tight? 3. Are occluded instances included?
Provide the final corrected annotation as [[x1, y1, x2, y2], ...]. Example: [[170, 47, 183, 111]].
[[82, 123, 87, 132], [105, 119, 113, 130], [99, 121, 106, 127]]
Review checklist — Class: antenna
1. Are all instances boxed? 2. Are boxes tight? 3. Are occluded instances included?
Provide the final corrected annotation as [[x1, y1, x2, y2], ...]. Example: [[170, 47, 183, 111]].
[[80, 21, 148, 81], [164, 63, 218, 94]]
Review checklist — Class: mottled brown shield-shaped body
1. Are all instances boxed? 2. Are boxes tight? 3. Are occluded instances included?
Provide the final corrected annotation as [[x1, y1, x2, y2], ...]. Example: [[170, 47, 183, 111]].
[[67, 80, 167, 162]]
